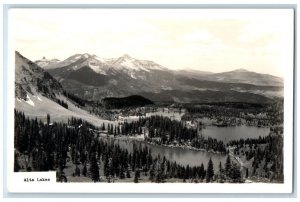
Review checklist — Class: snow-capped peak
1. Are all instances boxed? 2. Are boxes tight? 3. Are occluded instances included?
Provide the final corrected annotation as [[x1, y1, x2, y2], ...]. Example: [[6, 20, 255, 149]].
[[110, 54, 167, 72], [92, 55, 113, 64], [114, 54, 135, 64], [41, 52, 168, 74]]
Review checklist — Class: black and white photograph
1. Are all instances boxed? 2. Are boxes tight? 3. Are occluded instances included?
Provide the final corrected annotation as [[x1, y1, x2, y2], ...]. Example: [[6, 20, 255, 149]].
[[5, 7, 295, 194]]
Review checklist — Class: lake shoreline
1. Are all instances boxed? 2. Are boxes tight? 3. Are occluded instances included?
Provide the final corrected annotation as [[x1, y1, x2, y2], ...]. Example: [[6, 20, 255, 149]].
[[107, 134, 227, 155]]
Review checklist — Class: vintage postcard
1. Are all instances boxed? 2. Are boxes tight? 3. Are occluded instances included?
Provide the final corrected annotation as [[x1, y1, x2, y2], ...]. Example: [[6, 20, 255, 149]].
[[5, 7, 294, 193]]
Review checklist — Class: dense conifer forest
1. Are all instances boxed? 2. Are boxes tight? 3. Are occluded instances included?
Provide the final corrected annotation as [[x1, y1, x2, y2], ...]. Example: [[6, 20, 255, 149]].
[[228, 130, 284, 182], [14, 110, 244, 183], [102, 95, 154, 109]]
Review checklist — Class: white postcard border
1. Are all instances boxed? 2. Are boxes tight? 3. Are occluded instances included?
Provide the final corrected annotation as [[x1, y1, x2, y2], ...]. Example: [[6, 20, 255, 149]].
[[4, 6, 295, 194]]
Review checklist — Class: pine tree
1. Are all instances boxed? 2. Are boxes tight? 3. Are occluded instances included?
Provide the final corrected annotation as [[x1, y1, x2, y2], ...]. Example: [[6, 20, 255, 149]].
[[218, 161, 225, 183], [155, 166, 164, 183], [119, 166, 125, 179], [245, 168, 249, 178], [89, 153, 100, 182], [104, 156, 109, 177], [47, 114, 50, 125], [14, 153, 21, 172], [199, 163, 205, 180], [114, 126, 117, 136], [107, 124, 111, 134], [82, 163, 87, 177], [225, 155, 231, 177], [126, 170, 131, 178], [110, 124, 114, 134], [230, 163, 242, 182], [134, 170, 140, 183], [149, 166, 155, 181], [206, 158, 214, 182], [75, 165, 80, 177]]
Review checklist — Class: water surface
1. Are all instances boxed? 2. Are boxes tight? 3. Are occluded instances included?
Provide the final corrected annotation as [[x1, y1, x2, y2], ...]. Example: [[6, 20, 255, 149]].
[[202, 125, 270, 143], [104, 137, 227, 168]]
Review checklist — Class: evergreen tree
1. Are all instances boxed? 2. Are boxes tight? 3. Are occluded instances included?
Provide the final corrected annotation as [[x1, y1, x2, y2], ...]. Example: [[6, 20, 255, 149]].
[[126, 170, 131, 178], [107, 124, 111, 135], [230, 163, 242, 183], [89, 153, 100, 182], [225, 155, 231, 177], [218, 161, 225, 183], [206, 158, 214, 182], [110, 124, 114, 134], [119, 166, 125, 179], [104, 156, 109, 177], [134, 170, 140, 183], [47, 114, 50, 125], [245, 168, 249, 178], [149, 166, 155, 182], [199, 163, 205, 180], [155, 166, 164, 183], [14, 153, 21, 172], [75, 165, 80, 177], [82, 163, 87, 177]]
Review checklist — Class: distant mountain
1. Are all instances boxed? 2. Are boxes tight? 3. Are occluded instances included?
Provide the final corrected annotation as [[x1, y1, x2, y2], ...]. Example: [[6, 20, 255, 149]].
[[47, 53, 178, 100], [102, 95, 154, 109], [41, 53, 167, 73], [204, 68, 283, 86], [38, 52, 283, 102], [35, 57, 60, 68], [111, 54, 168, 72], [176, 77, 282, 91], [175, 69, 213, 79]]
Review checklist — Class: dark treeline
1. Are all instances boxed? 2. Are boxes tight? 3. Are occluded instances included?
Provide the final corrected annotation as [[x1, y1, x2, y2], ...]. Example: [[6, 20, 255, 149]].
[[14, 110, 240, 183], [183, 101, 283, 127], [120, 115, 226, 153], [56, 98, 68, 109], [189, 102, 266, 109], [63, 90, 86, 107], [14, 110, 95, 173], [102, 95, 154, 109], [228, 136, 268, 147], [185, 104, 267, 116]]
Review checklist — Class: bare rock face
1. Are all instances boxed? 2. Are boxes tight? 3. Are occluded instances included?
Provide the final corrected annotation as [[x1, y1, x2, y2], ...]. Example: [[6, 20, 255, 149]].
[[15, 51, 63, 100]]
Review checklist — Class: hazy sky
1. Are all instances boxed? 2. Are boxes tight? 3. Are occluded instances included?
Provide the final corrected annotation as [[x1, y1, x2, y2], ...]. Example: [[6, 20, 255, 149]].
[[10, 9, 293, 76]]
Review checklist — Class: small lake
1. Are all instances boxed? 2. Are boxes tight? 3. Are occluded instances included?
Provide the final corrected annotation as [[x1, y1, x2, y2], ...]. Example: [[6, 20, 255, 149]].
[[202, 125, 270, 143], [99, 108, 269, 170], [103, 137, 227, 169]]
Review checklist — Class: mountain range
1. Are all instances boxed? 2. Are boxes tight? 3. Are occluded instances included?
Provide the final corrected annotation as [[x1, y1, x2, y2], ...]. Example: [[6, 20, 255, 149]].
[[34, 53, 283, 102], [14, 50, 285, 125]]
